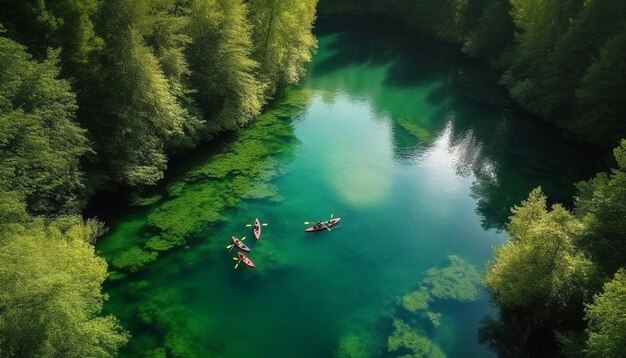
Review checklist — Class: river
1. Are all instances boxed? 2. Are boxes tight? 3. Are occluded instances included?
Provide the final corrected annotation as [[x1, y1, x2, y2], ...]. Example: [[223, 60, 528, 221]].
[[97, 18, 599, 358]]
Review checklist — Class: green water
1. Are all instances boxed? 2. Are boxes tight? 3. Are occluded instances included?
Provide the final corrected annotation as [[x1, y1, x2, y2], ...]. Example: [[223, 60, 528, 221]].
[[97, 20, 600, 358]]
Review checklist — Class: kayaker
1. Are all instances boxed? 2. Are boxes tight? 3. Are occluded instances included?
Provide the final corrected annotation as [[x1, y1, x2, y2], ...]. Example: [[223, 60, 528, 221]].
[[316, 220, 322, 228]]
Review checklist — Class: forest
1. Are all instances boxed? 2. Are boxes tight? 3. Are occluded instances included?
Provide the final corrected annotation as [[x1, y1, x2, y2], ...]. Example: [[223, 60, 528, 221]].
[[0, 0, 625, 357]]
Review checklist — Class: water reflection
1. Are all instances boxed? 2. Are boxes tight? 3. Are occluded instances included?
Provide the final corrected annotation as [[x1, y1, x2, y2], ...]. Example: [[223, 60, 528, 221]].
[[311, 17, 600, 230]]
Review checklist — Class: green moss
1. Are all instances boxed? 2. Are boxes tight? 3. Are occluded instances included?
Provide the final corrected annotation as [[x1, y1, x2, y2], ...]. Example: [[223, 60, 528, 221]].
[[334, 332, 379, 358], [387, 319, 432, 357], [145, 235, 177, 251], [247, 238, 295, 277], [426, 311, 442, 328], [145, 347, 167, 358], [107, 270, 127, 281], [422, 255, 482, 301], [402, 287, 431, 312], [130, 194, 162, 207], [111, 246, 158, 272], [397, 117, 434, 143]]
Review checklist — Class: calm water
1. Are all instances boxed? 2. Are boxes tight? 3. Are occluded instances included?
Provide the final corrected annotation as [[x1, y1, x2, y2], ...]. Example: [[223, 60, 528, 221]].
[[97, 19, 599, 358]]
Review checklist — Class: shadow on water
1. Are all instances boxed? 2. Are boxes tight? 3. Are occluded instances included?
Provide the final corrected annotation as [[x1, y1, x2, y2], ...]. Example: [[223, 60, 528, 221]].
[[312, 16, 602, 231]]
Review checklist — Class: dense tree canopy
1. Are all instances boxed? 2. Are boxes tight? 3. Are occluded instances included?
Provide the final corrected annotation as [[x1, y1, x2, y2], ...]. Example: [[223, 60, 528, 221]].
[[0, 195, 128, 357], [0, 34, 89, 215], [585, 269, 626, 357], [485, 188, 596, 310]]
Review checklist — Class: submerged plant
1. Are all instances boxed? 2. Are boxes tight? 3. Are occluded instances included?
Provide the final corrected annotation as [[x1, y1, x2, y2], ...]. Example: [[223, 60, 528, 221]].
[[334, 331, 380, 358], [402, 287, 432, 312], [422, 255, 482, 301], [387, 319, 434, 358]]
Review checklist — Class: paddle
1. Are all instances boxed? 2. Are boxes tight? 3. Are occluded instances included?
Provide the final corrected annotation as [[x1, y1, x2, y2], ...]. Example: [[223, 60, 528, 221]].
[[233, 256, 241, 269], [246, 223, 268, 227], [304, 219, 332, 231], [226, 236, 246, 252]]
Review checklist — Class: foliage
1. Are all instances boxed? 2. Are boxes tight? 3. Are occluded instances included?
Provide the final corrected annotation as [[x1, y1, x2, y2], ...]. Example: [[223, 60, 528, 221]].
[[186, 0, 263, 129], [585, 269, 626, 357], [0, 215, 128, 357], [0, 35, 89, 215], [247, 0, 318, 95], [485, 188, 597, 309], [575, 140, 626, 275], [0, 0, 103, 73]]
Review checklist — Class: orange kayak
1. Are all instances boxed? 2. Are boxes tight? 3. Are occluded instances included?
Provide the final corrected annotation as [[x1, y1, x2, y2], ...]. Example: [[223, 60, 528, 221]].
[[237, 252, 255, 268]]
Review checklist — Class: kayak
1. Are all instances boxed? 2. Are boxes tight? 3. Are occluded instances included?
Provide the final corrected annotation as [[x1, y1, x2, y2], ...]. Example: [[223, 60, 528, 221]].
[[231, 236, 251, 252], [252, 218, 261, 240], [237, 252, 255, 268], [305, 218, 342, 232]]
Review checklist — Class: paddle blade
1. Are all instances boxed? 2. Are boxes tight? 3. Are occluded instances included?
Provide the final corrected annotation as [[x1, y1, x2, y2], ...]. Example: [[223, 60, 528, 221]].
[[262, 223, 268, 226], [241, 236, 246, 241], [234, 261, 241, 269], [245, 224, 252, 227], [331, 214, 334, 219], [233, 257, 239, 260], [304, 222, 311, 225], [227, 244, 234, 249]]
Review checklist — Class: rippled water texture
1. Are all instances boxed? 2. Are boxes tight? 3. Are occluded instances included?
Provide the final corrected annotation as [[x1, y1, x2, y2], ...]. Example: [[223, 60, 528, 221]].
[[97, 19, 599, 358]]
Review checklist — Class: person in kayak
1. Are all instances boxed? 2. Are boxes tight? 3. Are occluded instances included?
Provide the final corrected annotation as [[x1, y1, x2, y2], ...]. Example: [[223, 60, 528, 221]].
[[316, 220, 322, 228]]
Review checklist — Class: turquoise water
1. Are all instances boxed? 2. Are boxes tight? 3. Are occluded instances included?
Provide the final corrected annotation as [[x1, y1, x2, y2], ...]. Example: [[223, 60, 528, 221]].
[[97, 20, 599, 357]]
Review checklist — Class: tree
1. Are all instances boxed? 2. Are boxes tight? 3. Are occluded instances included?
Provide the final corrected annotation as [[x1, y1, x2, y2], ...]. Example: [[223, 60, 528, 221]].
[[0, 34, 89, 214], [585, 269, 626, 357], [0, 0, 103, 75], [0, 214, 129, 357], [574, 27, 626, 144], [85, 0, 201, 186], [537, 0, 626, 128], [186, 0, 263, 128], [485, 188, 596, 309], [575, 140, 626, 275], [247, 0, 318, 95]]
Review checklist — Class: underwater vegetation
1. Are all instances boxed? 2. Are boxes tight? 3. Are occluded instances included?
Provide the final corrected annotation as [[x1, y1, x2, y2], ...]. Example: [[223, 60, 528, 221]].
[[334, 331, 382, 358], [390, 255, 482, 357], [103, 89, 313, 275], [396, 116, 436, 144], [387, 319, 445, 358]]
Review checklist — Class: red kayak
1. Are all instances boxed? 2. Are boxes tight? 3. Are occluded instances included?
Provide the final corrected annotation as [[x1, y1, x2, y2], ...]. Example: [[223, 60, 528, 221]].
[[237, 252, 255, 268], [252, 218, 261, 240], [305, 218, 341, 232], [231, 236, 250, 252]]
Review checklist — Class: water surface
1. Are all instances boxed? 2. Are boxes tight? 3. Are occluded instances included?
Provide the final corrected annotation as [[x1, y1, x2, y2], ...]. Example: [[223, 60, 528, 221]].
[[98, 19, 599, 358]]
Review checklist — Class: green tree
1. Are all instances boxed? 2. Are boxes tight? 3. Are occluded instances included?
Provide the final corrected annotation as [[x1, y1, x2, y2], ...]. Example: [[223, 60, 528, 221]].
[[585, 269, 626, 357], [573, 27, 626, 143], [247, 0, 318, 95], [537, 0, 626, 128], [485, 188, 596, 309], [86, 0, 201, 186], [575, 140, 626, 275], [503, 0, 584, 114], [0, 213, 129, 357], [0, 0, 103, 75], [0, 34, 89, 214], [462, 0, 515, 63], [186, 0, 263, 128]]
